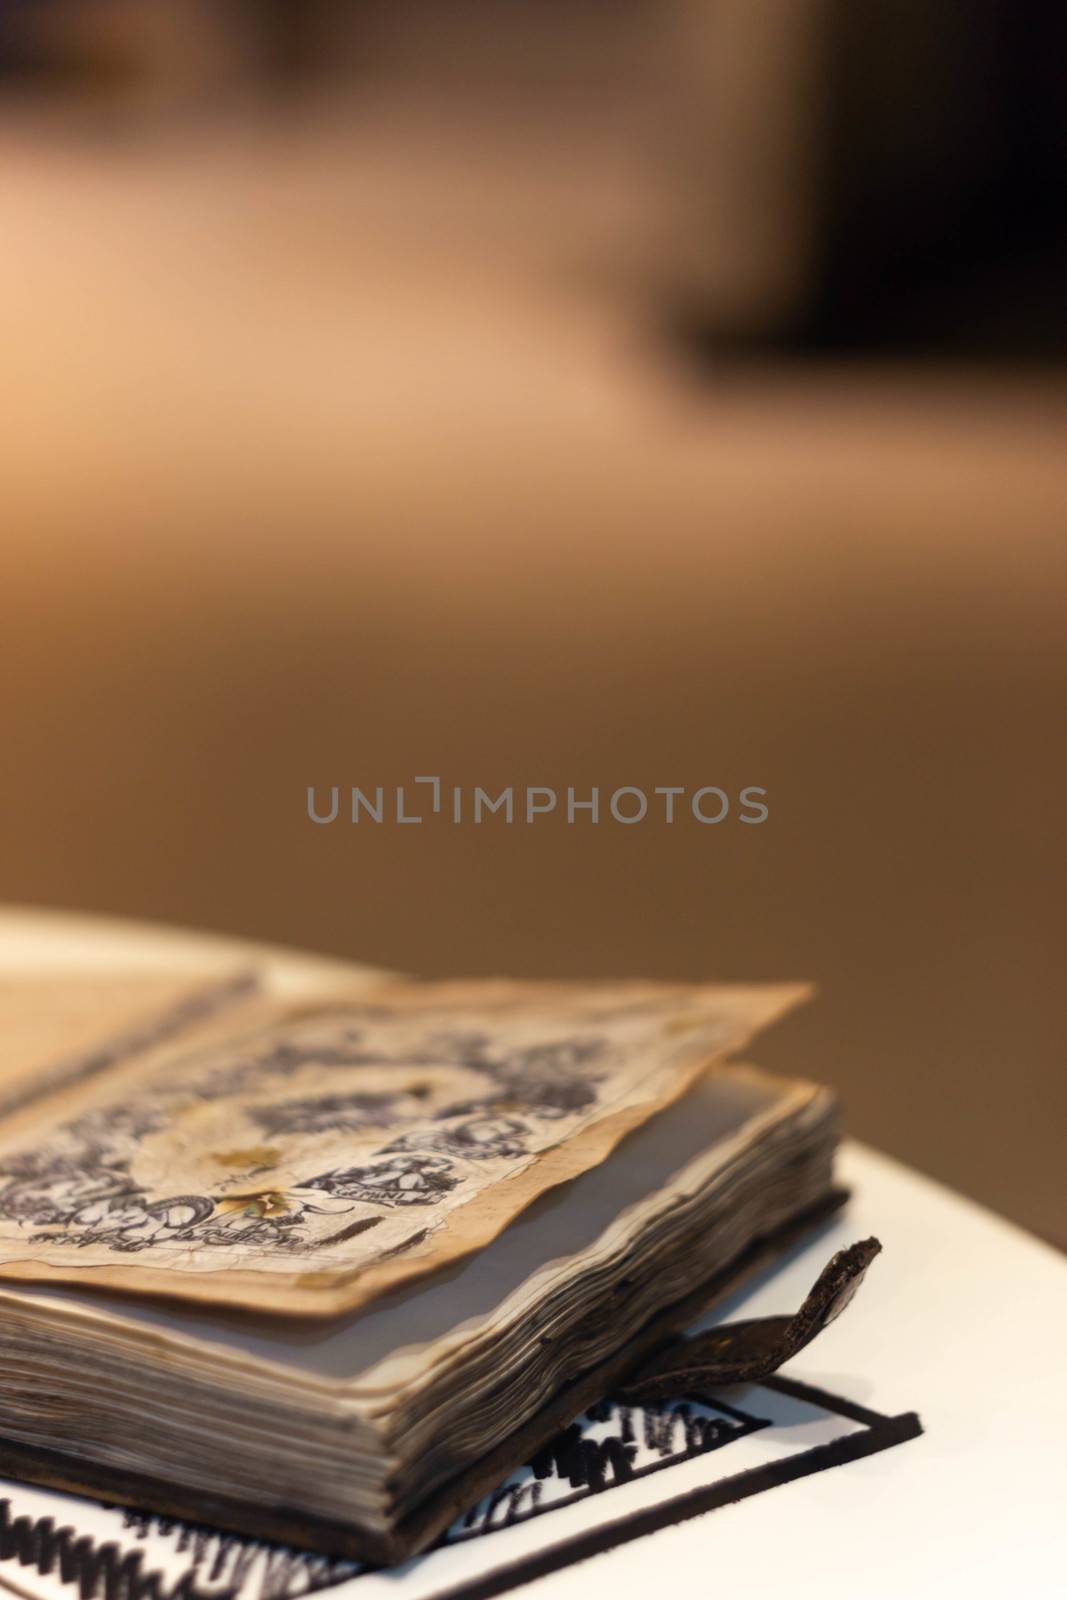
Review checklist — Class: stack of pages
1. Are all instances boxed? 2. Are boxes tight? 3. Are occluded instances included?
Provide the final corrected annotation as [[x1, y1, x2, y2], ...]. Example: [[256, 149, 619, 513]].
[[0, 970, 838, 1560]]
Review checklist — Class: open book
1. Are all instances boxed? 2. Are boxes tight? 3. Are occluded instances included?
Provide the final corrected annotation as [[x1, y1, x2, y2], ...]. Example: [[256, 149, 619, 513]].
[[0, 962, 840, 1561]]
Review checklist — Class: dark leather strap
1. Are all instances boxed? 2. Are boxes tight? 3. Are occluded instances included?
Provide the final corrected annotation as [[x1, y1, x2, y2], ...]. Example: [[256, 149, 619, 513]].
[[618, 1237, 881, 1400]]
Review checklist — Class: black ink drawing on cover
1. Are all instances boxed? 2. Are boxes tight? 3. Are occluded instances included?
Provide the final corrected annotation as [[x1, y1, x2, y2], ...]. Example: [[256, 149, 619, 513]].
[[0, 1378, 920, 1600]]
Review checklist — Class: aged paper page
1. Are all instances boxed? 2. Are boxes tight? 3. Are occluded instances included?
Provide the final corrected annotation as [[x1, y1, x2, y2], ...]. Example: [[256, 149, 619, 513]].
[[0, 971, 260, 1119], [0, 979, 809, 1313]]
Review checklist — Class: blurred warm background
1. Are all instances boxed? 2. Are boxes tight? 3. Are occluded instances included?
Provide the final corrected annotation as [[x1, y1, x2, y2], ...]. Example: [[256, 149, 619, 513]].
[[2, 3, 1065, 1244]]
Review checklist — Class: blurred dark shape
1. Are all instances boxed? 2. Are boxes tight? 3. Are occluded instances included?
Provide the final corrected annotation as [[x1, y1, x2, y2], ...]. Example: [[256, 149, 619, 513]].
[[667, 1, 1067, 361], [807, 1, 1067, 358]]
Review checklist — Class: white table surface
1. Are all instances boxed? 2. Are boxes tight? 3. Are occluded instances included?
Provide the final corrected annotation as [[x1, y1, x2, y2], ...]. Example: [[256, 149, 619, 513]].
[[1, 907, 1065, 1598]]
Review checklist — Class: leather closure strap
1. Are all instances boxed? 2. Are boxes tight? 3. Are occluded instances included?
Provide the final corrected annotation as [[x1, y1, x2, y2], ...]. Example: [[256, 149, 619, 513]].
[[618, 1237, 882, 1399]]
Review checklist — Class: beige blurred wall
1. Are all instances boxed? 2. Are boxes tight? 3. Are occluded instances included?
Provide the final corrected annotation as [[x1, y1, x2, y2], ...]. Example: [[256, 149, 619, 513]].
[[2, 120, 1065, 1247]]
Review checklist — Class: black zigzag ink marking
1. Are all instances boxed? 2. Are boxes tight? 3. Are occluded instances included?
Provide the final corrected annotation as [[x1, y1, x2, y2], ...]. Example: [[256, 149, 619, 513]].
[[0, 1503, 231, 1600]]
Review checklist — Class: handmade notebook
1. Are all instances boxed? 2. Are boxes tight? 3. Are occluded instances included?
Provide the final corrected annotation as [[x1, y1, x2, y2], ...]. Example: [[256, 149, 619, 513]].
[[0, 968, 849, 1562]]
